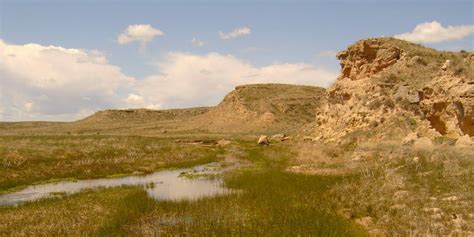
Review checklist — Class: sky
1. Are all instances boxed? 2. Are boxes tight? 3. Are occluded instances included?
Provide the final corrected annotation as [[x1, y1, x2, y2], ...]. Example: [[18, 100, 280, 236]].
[[0, 0, 473, 121]]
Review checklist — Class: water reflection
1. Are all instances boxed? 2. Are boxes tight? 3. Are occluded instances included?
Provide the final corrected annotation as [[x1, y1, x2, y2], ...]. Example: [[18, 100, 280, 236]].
[[0, 163, 234, 206]]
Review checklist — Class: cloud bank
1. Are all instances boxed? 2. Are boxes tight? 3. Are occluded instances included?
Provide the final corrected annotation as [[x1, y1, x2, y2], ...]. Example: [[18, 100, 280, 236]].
[[0, 40, 337, 121], [0, 40, 135, 120], [117, 24, 164, 45], [135, 52, 337, 109], [395, 21, 474, 44]]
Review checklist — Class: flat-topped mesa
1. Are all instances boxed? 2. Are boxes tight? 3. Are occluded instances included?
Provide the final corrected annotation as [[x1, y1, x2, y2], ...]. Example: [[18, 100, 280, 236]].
[[191, 83, 326, 133], [315, 37, 473, 142], [79, 108, 211, 123]]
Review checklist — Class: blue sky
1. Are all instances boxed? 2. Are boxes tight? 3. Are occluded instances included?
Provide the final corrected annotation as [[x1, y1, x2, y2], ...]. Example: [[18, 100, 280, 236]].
[[0, 0, 473, 121]]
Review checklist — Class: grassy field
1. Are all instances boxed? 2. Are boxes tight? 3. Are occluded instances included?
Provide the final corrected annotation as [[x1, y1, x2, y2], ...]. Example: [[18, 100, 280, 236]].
[[0, 135, 222, 192], [0, 186, 155, 236], [0, 138, 368, 236], [289, 139, 474, 236], [1, 133, 471, 235]]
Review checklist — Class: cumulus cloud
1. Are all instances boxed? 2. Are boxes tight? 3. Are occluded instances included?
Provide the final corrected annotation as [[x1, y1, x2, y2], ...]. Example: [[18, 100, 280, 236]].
[[117, 24, 164, 45], [219, 27, 251, 40], [191, 37, 206, 47], [395, 21, 474, 44], [134, 52, 337, 109], [125, 93, 144, 104], [0, 40, 337, 121], [0, 39, 135, 121]]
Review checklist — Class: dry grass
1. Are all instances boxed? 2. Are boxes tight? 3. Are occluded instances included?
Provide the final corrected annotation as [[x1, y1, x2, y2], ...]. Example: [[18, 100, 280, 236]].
[[0, 186, 154, 236], [0, 141, 368, 236], [0, 135, 222, 192], [324, 142, 474, 236], [122, 142, 368, 236]]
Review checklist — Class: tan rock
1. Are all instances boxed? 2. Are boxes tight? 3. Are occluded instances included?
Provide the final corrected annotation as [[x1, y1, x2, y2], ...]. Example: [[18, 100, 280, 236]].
[[217, 139, 232, 147], [413, 137, 434, 150], [257, 135, 269, 146], [441, 59, 451, 70], [314, 38, 473, 142], [455, 135, 473, 147], [442, 195, 458, 201], [412, 156, 420, 163], [270, 134, 287, 142], [402, 132, 418, 145]]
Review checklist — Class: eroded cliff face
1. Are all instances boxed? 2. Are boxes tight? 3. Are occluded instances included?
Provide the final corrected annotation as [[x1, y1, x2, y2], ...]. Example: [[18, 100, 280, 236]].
[[315, 38, 473, 142], [337, 39, 401, 81]]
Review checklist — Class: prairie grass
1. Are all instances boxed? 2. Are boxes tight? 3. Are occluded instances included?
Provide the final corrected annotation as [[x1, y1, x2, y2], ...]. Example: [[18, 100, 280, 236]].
[[122, 142, 368, 236], [0, 135, 222, 192], [327, 141, 474, 236], [0, 141, 369, 236], [0, 186, 155, 236]]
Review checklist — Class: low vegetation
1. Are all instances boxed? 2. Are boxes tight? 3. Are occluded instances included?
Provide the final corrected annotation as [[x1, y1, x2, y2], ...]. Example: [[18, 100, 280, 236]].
[[290, 139, 474, 236], [0, 38, 471, 236], [0, 135, 221, 192], [0, 186, 155, 236], [0, 141, 368, 236]]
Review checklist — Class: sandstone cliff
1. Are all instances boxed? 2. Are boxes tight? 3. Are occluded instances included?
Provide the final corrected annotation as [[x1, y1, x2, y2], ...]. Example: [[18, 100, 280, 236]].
[[314, 38, 473, 142]]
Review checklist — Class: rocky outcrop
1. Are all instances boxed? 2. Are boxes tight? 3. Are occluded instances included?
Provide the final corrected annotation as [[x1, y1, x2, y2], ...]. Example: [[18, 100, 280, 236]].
[[314, 38, 473, 142], [337, 39, 401, 81]]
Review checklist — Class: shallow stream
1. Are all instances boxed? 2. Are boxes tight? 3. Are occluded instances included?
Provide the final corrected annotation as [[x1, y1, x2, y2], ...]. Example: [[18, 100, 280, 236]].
[[0, 162, 234, 206]]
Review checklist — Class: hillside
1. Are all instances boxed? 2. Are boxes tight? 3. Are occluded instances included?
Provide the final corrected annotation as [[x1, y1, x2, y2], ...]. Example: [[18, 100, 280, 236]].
[[189, 84, 326, 133], [0, 84, 326, 135], [314, 37, 473, 142], [0, 108, 210, 135], [71, 107, 211, 134]]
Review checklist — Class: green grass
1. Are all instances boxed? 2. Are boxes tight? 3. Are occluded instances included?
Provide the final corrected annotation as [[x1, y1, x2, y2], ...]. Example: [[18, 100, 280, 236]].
[[0, 141, 368, 236], [0, 135, 222, 192], [0, 186, 154, 236], [121, 142, 368, 236]]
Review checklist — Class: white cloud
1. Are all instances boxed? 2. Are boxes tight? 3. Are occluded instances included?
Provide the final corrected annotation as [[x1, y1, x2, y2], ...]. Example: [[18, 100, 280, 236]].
[[125, 93, 144, 104], [0, 39, 135, 121], [117, 24, 164, 45], [219, 27, 251, 40], [395, 21, 474, 44], [0, 40, 337, 121], [191, 37, 206, 47], [135, 52, 337, 109]]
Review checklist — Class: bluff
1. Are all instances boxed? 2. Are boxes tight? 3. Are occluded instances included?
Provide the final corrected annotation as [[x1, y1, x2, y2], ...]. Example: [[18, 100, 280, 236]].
[[191, 84, 326, 133], [314, 38, 473, 142]]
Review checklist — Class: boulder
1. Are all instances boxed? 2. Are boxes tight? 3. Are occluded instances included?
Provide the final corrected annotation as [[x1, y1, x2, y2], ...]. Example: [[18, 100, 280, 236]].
[[217, 139, 232, 147], [270, 134, 287, 142], [257, 135, 269, 146], [455, 135, 473, 147], [413, 137, 434, 150], [402, 132, 418, 145], [441, 60, 451, 70], [412, 156, 420, 163]]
